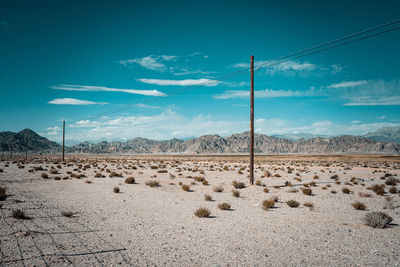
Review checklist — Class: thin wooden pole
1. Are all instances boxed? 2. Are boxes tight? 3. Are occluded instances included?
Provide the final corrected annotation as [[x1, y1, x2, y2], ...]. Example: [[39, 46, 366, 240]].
[[250, 55, 254, 185], [62, 120, 65, 161]]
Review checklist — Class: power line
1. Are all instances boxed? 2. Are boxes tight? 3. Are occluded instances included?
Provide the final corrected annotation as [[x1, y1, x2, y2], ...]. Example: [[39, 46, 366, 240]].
[[69, 18, 400, 124]]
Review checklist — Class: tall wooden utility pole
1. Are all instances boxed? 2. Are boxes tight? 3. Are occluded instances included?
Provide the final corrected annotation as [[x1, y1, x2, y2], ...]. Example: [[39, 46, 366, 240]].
[[250, 55, 255, 185], [62, 120, 65, 161]]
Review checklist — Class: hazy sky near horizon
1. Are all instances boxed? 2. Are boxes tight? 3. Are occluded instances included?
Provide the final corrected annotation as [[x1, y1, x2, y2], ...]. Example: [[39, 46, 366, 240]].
[[1, 0, 400, 142]]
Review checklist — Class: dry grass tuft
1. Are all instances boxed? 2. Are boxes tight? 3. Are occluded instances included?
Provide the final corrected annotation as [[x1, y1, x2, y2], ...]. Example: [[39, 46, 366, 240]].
[[303, 202, 314, 211], [213, 185, 224, 192], [232, 181, 246, 189], [364, 211, 393, 228], [262, 198, 275, 210], [218, 202, 231, 210], [204, 194, 213, 201], [342, 187, 351, 194], [41, 173, 49, 179], [12, 209, 28, 219], [371, 184, 385, 196], [194, 207, 211, 218], [182, 184, 190, 191], [61, 211, 74, 217], [113, 186, 120, 193], [286, 199, 300, 208], [263, 188, 269, 193], [301, 188, 312, 195], [232, 190, 240, 198], [124, 177, 135, 184], [146, 180, 160, 187], [352, 201, 366, 210]]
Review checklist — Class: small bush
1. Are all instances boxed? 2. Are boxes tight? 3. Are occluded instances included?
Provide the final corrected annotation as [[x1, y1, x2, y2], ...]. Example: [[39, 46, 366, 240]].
[[385, 177, 398, 186], [263, 188, 269, 193], [12, 209, 27, 219], [50, 169, 58, 174], [303, 202, 314, 210], [41, 173, 49, 179], [213, 185, 224, 192], [389, 187, 397, 194], [157, 170, 168, 173], [218, 202, 231, 210], [94, 173, 104, 178], [371, 184, 385, 196], [302, 188, 312, 195], [113, 186, 120, 193], [232, 190, 240, 197], [364, 211, 393, 228], [352, 201, 366, 210], [202, 180, 209, 186], [331, 190, 337, 194], [109, 172, 122, 178], [262, 199, 275, 210], [255, 180, 262, 186], [124, 177, 135, 184], [0, 186, 6, 201], [204, 194, 213, 201], [146, 180, 160, 187], [61, 211, 74, 217], [286, 200, 300, 208], [182, 184, 190, 191], [194, 207, 211, 218], [342, 187, 351, 194], [232, 181, 245, 189]]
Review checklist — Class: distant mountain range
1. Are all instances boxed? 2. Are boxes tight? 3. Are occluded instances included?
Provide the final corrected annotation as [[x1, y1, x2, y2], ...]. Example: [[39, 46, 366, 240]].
[[1, 127, 400, 154], [0, 129, 61, 153]]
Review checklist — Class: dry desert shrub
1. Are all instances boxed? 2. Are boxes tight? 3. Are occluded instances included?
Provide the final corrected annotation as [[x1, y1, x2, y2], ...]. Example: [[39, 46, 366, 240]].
[[385, 177, 398, 186], [146, 180, 160, 187], [232, 190, 240, 198], [342, 187, 351, 194], [0, 168, 3, 173], [301, 188, 312, 195], [54, 177, 61, 180], [157, 170, 168, 173], [218, 202, 231, 210], [85, 180, 92, 184], [202, 180, 209, 186], [41, 173, 49, 179], [371, 184, 385, 196], [113, 186, 120, 193], [204, 194, 213, 201], [255, 180, 262, 186], [358, 192, 372, 198], [232, 181, 245, 189], [364, 211, 393, 228], [194, 207, 211, 218], [95, 173, 105, 178], [182, 184, 190, 191], [303, 202, 314, 211], [352, 201, 366, 210], [263, 188, 269, 193], [286, 200, 300, 208], [262, 198, 275, 210], [50, 168, 58, 174], [109, 172, 122, 178], [389, 187, 397, 194], [213, 185, 224, 192], [61, 211, 74, 217], [194, 177, 205, 182], [0, 186, 6, 200], [331, 190, 337, 194], [124, 177, 135, 184], [12, 209, 27, 219]]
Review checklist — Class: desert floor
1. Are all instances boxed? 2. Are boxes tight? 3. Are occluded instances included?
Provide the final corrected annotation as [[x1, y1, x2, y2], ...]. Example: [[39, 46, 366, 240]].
[[1, 154, 400, 266]]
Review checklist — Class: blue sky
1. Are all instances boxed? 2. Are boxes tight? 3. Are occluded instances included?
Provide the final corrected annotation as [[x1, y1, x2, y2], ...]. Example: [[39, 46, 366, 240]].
[[1, 0, 400, 143]]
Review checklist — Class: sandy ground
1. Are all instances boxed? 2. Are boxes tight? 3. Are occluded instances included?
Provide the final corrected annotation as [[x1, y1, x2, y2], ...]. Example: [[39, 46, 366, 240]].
[[1, 154, 400, 266]]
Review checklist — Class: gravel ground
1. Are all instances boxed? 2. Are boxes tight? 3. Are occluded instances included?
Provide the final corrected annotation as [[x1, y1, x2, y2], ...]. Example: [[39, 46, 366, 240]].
[[1, 154, 400, 266]]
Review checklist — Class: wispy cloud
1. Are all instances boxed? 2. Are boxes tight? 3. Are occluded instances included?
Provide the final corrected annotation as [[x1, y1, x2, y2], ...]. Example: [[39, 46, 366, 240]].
[[48, 98, 108, 105], [344, 96, 400, 106], [136, 103, 161, 109], [377, 116, 386, 120], [119, 55, 177, 72], [119, 53, 213, 76], [234, 60, 317, 75], [51, 84, 165, 96], [214, 88, 320, 99], [327, 80, 367, 88], [137, 78, 220, 86]]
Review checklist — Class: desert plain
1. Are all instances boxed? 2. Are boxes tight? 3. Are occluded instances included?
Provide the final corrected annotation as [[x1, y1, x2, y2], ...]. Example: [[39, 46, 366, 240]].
[[0, 154, 400, 266]]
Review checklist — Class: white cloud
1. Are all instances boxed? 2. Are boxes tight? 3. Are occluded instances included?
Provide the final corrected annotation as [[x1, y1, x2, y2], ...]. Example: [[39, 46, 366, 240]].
[[48, 98, 107, 105], [377, 116, 386, 120], [52, 84, 165, 97], [344, 96, 400, 106], [137, 78, 220, 86], [350, 120, 360, 124], [136, 103, 161, 109], [327, 80, 367, 88], [234, 60, 316, 75], [119, 55, 177, 71], [214, 88, 320, 99]]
